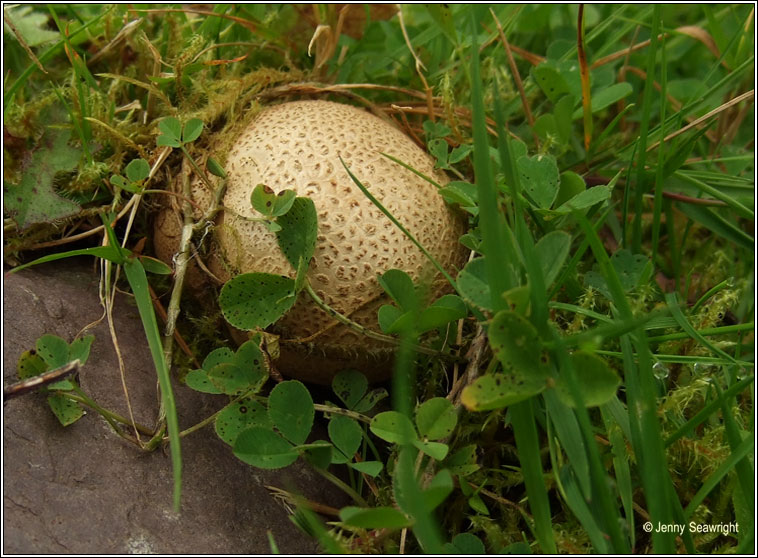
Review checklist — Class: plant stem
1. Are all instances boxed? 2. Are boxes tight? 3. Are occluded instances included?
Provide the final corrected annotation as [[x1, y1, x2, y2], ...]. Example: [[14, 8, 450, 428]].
[[313, 403, 372, 424], [66, 387, 154, 437], [310, 464, 368, 507], [180, 145, 216, 192], [647, 322, 754, 343]]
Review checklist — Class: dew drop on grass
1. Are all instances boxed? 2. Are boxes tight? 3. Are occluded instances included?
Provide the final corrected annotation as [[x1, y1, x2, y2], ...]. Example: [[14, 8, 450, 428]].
[[653, 361, 669, 380]]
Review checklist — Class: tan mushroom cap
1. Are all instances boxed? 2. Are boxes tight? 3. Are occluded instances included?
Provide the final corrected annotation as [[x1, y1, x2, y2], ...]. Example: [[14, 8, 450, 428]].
[[177, 100, 468, 383]]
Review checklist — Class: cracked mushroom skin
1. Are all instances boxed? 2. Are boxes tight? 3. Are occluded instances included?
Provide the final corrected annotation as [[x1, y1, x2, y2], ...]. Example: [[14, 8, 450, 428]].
[[159, 100, 468, 384]]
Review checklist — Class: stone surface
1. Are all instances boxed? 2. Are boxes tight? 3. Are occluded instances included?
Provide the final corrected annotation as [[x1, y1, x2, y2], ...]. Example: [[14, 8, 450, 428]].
[[3, 259, 346, 554]]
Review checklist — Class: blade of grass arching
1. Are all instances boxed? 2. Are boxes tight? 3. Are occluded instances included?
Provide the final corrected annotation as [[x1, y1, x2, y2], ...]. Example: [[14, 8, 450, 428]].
[[549, 302, 614, 323], [469, 13, 553, 553], [712, 381, 755, 520], [664, 292, 740, 364], [603, 396, 632, 440], [651, 31, 667, 266], [679, 172, 754, 201], [673, 171, 754, 219], [339, 158, 457, 292], [380, 153, 444, 189], [630, 5, 661, 252], [676, 203, 754, 251], [555, 310, 663, 350], [683, 435, 754, 519], [597, 351, 752, 367], [547, 420, 607, 551], [578, 214, 676, 553], [10, 246, 126, 273], [647, 322, 754, 343], [665, 376, 755, 446], [122, 258, 182, 512], [684, 154, 755, 166]]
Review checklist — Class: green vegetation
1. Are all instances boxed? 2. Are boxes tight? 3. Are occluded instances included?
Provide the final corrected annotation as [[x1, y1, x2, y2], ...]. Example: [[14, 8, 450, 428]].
[[4, 4, 754, 553]]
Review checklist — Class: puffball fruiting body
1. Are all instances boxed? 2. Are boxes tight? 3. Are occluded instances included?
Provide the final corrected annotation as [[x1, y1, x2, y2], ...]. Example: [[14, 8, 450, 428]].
[[157, 100, 468, 384]]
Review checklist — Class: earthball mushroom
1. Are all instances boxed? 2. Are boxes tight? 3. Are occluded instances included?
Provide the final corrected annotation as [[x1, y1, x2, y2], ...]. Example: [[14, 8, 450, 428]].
[[155, 100, 468, 384]]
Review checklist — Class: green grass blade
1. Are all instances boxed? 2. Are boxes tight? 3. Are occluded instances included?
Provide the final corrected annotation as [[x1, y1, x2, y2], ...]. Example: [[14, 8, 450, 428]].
[[509, 400, 556, 553], [630, 5, 661, 252], [647, 322, 754, 343], [470, 41, 514, 306], [589, 103, 636, 161], [578, 213, 676, 553], [651, 31, 667, 266], [667, 481, 697, 553], [627, 55, 754, 162], [339, 157, 457, 291], [267, 531, 280, 554], [381, 152, 444, 189], [122, 258, 182, 512], [558, 466, 610, 553], [549, 302, 614, 323], [550, 333, 628, 552], [664, 292, 739, 364], [597, 351, 752, 367], [544, 390, 590, 499], [673, 171, 754, 219], [394, 446, 445, 553], [677, 204, 754, 251], [291, 505, 347, 554], [554, 310, 663, 350], [470, 11, 554, 552], [712, 381, 755, 520], [10, 246, 127, 273], [601, 405, 635, 547]]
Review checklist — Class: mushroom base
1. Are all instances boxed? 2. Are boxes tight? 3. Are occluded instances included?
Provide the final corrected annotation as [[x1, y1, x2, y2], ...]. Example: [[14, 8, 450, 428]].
[[226, 324, 395, 385], [275, 343, 395, 385]]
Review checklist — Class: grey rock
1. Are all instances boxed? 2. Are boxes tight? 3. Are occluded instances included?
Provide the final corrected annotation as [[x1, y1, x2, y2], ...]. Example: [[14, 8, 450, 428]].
[[3, 259, 346, 554]]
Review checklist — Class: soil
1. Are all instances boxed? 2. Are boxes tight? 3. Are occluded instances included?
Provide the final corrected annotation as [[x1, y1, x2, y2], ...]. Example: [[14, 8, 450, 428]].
[[3, 258, 347, 554]]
